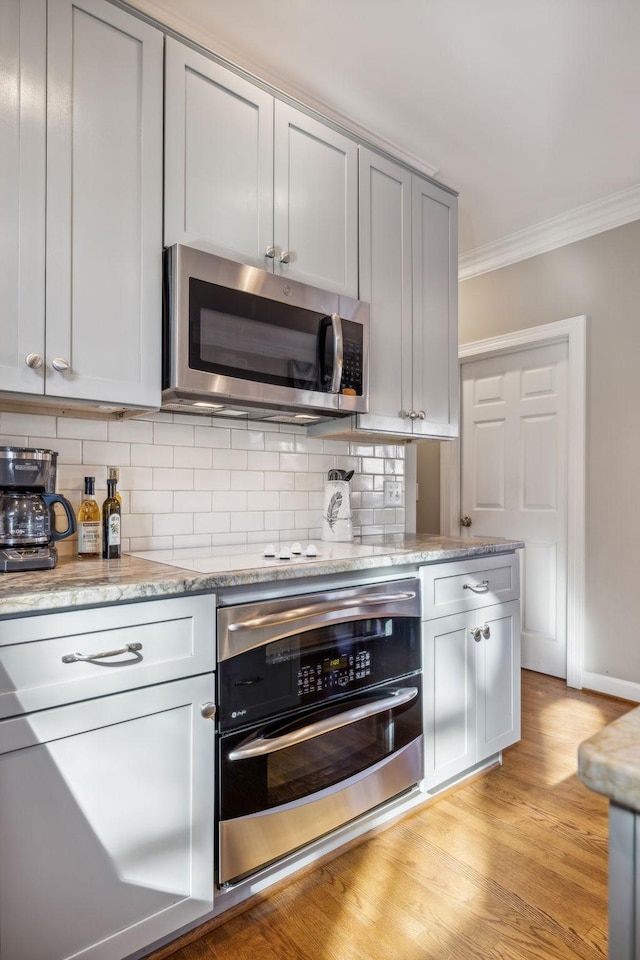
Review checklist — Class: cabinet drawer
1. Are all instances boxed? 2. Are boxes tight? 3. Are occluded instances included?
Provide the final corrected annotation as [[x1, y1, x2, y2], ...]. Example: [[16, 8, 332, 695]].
[[0, 594, 215, 719], [421, 554, 519, 620]]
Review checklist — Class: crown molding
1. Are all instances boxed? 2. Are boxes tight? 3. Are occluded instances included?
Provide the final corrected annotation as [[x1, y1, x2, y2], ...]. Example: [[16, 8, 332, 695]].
[[123, 0, 442, 181], [459, 183, 640, 281]]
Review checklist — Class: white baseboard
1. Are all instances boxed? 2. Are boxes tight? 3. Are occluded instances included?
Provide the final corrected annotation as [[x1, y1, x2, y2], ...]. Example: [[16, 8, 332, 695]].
[[581, 671, 640, 704]]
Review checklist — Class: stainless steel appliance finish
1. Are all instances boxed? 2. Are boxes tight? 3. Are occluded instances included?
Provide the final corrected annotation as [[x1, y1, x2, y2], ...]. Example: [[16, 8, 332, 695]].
[[216, 578, 423, 886], [0, 447, 76, 572], [0, 446, 57, 492], [162, 245, 369, 421]]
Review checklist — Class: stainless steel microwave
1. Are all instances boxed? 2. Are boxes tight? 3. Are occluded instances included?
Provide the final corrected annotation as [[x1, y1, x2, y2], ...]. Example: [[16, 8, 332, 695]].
[[162, 245, 369, 423]]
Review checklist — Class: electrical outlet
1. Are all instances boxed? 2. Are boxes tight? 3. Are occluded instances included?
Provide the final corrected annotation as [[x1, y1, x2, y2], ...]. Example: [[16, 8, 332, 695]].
[[383, 480, 403, 507]]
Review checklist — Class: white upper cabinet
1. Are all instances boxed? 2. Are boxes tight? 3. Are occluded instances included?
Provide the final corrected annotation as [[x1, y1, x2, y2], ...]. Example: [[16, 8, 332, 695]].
[[359, 149, 458, 439], [410, 175, 458, 438], [164, 39, 358, 298], [0, 0, 163, 410], [0, 0, 47, 396], [164, 39, 274, 270], [46, 0, 163, 408]]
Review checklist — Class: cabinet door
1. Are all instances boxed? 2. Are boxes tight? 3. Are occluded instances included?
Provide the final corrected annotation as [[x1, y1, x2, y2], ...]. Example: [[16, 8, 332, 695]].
[[0, 0, 46, 395], [0, 675, 215, 960], [274, 102, 358, 297], [45, 0, 163, 407], [422, 613, 476, 790], [475, 600, 521, 760], [411, 175, 458, 438], [357, 148, 414, 435], [164, 38, 274, 267]]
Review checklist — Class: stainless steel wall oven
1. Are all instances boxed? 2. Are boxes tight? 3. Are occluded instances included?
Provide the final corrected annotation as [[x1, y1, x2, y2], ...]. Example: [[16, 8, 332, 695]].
[[216, 579, 423, 886]]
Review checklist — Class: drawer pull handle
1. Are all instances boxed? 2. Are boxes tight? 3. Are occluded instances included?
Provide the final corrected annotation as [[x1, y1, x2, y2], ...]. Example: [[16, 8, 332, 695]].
[[463, 579, 489, 594], [62, 642, 143, 664]]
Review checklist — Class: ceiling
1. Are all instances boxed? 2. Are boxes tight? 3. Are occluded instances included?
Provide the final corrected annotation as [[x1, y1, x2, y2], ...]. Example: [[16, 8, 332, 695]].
[[132, 0, 640, 269]]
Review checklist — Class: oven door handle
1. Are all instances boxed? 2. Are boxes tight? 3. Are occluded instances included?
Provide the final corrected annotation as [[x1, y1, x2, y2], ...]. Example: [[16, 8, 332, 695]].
[[227, 686, 419, 760], [228, 591, 417, 633]]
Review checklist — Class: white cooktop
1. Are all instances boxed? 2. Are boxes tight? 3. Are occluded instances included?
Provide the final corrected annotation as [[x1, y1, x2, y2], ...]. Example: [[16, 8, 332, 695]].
[[129, 540, 392, 575]]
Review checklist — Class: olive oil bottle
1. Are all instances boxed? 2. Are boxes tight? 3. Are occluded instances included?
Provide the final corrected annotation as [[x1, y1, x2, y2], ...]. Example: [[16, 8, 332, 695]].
[[102, 476, 121, 559], [77, 476, 101, 557]]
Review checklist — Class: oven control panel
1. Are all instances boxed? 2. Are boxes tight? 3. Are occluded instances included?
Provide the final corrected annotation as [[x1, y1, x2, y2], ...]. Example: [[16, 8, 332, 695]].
[[298, 651, 372, 697]]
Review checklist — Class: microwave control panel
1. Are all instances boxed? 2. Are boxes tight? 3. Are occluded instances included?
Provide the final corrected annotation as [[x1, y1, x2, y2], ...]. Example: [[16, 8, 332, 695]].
[[341, 339, 363, 393]]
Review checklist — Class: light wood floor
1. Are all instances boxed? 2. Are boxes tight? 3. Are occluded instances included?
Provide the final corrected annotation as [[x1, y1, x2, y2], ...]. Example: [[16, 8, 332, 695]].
[[158, 671, 632, 960]]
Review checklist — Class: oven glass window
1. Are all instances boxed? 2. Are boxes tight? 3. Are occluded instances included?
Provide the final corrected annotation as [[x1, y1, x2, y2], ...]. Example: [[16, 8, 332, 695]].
[[220, 677, 421, 819]]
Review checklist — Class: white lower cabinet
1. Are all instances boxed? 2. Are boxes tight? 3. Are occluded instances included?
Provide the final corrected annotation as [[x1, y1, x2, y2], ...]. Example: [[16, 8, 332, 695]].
[[0, 673, 215, 960], [422, 599, 521, 792]]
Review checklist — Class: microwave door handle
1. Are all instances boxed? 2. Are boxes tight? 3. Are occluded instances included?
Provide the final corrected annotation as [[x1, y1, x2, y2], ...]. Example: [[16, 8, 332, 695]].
[[330, 312, 343, 394], [227, 590, 418, 634], [227, 686, 419, 760]]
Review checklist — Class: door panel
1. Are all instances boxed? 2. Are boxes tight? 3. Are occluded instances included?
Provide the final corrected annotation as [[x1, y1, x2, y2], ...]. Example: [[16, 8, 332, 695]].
[[461, 342, 568, 677], [164, 37, 274, 265]]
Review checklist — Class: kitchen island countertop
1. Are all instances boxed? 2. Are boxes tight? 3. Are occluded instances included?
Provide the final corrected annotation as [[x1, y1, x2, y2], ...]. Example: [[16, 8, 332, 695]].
[[578, 704, 640, 812], [0, 533, 524, 617]]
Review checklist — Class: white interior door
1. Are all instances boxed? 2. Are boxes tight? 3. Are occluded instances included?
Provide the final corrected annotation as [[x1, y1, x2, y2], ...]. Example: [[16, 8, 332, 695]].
[[460, 342, 568, 678]]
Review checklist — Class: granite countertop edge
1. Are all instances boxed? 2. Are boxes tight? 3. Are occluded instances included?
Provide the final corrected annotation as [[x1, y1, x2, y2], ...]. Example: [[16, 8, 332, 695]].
[[578, 706, 640, 812], [0, 535, 524, 618]]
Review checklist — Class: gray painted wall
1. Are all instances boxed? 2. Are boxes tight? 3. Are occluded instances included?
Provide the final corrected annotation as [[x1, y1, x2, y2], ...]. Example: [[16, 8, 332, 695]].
[[458, 218, 640, 684]]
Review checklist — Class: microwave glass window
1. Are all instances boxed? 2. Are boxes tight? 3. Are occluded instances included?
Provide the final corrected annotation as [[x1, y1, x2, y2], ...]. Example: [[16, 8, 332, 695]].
[[188, 278, 363, 395]]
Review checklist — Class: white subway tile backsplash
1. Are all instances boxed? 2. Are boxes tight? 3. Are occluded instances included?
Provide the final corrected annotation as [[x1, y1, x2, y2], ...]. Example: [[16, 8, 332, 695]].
[[0, 414, 404, 551], [1, 412, 57, 437], [248, 491, 280, 511], [153, 512, 194, 537], [154, 421, 194, 447], [231, 511, 264, 532], [174, 490, 212, 513], [231, 429, 265, 450], [107, 420, 154, 444], [83, 440, 131, 466], [57, 417, 108, 441], [152, 467, 194, 490], [280, 452, 308, 472], [194, 470, 231, 491], [231, 470, 264, 491], [131, 443, 173, 468], [178, 446, 213, 469], [247, 451, 280, 471], [130, 490, 173, 514]]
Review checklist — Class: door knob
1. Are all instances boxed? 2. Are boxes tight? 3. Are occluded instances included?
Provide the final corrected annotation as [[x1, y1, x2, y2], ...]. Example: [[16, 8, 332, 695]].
[[460, 516, 472, 527]]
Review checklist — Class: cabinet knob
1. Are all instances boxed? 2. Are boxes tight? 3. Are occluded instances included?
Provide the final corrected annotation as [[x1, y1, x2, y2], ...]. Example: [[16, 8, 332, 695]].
[[470, 627, 482, 642], [279, 250, 291, 264], [201, 702, 217, 720], [264, 246, 276, 259], [482, 624, 491, 639], [51, 357, 70, 372], [406, 410, 418, 420], [417, 410, 426, 420], [25, 353, 43, 369], [460, 516, 472, 527]]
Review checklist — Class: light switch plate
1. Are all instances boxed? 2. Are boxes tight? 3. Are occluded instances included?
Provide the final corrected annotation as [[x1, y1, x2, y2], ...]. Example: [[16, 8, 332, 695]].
[[383, 480, 403, 507]]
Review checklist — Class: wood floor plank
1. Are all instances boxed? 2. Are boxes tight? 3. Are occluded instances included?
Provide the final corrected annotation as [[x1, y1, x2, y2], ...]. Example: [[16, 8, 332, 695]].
[[147, 671, 633, 960]]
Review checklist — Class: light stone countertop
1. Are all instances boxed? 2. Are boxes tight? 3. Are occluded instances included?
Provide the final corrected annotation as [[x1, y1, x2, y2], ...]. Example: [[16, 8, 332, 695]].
[[0, 533, 524, 618], [578, 706, 640, 812]]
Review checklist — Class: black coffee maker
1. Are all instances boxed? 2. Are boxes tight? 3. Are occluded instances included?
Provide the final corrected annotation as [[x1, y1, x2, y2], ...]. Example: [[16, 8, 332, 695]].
[[0, 447, 76, 572]]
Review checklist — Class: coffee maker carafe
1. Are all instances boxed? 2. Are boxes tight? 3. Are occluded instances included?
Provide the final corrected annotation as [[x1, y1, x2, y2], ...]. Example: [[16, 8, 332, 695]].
[[0, 447, 76, 572]]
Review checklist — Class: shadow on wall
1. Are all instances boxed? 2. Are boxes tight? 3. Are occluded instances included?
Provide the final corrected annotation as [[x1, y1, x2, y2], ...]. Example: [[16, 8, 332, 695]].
[[416, 440, 441, 535]]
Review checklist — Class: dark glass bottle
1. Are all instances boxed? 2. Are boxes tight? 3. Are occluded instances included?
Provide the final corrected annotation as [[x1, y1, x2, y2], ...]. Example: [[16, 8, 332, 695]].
[[102, 477, 121, 559]]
